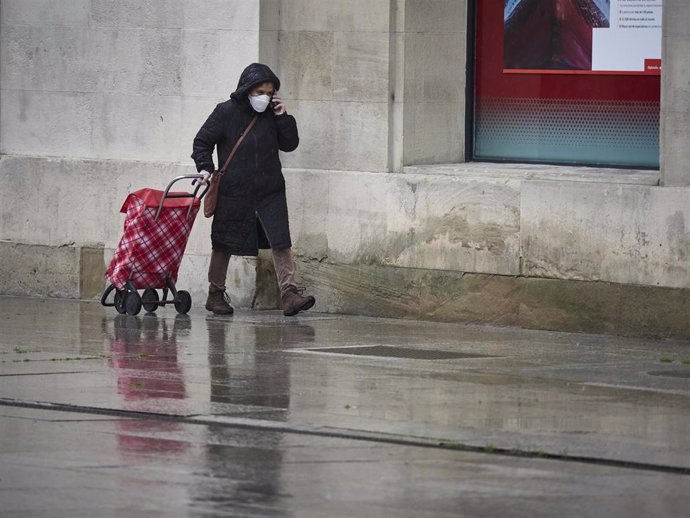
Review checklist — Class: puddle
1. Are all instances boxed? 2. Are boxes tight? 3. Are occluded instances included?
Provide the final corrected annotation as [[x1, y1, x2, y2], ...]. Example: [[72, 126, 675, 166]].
[[303, 345, 497, 360]]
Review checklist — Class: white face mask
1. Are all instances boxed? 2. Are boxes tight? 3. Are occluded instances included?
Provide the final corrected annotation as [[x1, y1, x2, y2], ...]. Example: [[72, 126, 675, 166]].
[[249, 94, 271, 113]]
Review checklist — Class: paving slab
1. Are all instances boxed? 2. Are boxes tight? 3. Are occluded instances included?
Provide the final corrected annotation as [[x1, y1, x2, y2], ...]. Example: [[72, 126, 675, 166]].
[[2, 296, 690, 515], [2, 406, 689, 518]]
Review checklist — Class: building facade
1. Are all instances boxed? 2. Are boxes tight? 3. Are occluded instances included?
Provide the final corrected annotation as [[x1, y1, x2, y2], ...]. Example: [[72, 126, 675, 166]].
[[1, 0, 689, 337]]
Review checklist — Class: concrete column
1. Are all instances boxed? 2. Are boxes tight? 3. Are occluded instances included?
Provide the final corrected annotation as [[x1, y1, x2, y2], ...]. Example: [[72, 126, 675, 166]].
[[401, 0, 467, 166], [0, 3, 3, 153], [387, 0, 405, 172], [258, 0, 391, 173], [259, 0, 467, 173], [660, 0, 690, 186]]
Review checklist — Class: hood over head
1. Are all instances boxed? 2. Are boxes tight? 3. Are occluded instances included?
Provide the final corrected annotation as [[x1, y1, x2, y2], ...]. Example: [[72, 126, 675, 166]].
[[230, 63, 281, 105]]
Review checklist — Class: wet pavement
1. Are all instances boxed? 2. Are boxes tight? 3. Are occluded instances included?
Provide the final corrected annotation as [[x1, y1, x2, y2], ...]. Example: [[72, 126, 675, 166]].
[[2, 296, 690, 516]]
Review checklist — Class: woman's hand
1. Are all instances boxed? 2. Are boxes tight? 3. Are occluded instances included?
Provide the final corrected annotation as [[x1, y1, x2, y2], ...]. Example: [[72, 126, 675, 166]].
[[271, 95, 286, 116], [197, 170, 212, 186]]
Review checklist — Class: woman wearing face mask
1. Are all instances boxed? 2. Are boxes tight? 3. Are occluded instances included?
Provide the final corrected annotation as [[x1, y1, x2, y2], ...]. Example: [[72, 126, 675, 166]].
[[191, 63, 315, 316]]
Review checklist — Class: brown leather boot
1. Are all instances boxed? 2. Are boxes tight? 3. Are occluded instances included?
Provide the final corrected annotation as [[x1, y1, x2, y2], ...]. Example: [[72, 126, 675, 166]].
[[205, 285, 234, 315], [281, 287, 315, 316]]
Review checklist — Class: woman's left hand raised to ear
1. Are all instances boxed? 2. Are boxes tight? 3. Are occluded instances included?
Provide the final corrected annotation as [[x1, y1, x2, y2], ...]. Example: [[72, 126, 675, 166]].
[[272, 95, 286, 116]]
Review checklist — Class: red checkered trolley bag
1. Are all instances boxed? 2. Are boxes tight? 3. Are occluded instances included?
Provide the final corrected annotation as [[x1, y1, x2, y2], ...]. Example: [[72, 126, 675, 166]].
[[101, 175, 208, 316]]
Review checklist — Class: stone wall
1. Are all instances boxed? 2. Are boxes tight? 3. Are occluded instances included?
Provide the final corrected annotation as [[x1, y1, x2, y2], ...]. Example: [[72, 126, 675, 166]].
[[259, 0, 392, 172], [1, 0, 259, 162], [522, 182, 690, 289], [259, 0, 466, 172], [0, 0, 264, 306]]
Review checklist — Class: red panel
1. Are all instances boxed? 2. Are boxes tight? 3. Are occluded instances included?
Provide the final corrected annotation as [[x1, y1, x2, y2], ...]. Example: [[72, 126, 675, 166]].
[[476, 0, 660, 101]]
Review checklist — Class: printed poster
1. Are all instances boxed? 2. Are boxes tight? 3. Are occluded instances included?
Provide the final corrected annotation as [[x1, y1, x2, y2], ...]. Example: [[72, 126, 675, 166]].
[[503, 0, 662, 74]]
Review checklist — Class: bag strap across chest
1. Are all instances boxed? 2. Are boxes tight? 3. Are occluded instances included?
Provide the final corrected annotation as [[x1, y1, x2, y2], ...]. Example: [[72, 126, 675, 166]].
[[217, 115, 259, 177]]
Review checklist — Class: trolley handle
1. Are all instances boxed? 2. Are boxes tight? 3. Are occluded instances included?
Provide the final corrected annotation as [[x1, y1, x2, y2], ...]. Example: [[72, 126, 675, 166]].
[[154, 174, 208, 222]]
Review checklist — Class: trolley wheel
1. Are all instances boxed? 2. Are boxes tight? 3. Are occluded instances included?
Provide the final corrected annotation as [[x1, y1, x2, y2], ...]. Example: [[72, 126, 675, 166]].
[[124, 291, 142, 316], [114, 290, 127, 314], [142, 288, 160, 313], [174, 290, 192, 315]]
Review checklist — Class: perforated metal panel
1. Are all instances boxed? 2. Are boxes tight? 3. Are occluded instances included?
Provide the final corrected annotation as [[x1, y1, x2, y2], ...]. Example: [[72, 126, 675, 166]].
[[475, 97, 660, 167]]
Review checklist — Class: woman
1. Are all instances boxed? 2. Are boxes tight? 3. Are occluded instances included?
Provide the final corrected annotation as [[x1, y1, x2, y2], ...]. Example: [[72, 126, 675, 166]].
[[191, 63, 315, 316]]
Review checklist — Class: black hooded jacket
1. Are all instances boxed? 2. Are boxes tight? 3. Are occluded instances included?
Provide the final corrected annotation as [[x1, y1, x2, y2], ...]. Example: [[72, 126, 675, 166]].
[[191, 63, 299, 255]]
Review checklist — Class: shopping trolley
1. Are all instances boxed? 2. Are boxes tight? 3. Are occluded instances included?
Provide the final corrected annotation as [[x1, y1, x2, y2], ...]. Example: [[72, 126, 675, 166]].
[[101, 175, 207, 316]]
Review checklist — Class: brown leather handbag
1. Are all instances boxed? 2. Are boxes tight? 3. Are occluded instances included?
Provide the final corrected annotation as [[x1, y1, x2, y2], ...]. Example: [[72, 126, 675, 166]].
[[203, 115, 258, 218]]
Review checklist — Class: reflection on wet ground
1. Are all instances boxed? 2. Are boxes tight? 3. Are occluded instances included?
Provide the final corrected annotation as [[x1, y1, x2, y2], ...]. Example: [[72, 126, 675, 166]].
[[3, 406, 690, 518], [2, 297, 690, 515]]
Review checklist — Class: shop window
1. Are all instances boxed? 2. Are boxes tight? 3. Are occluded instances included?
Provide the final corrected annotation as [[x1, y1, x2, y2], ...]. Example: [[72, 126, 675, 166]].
[[472, 0, 661, 168]]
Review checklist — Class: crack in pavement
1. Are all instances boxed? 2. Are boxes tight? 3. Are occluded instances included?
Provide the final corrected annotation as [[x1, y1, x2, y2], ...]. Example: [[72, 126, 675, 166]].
[[1, 396, 689, 476]]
